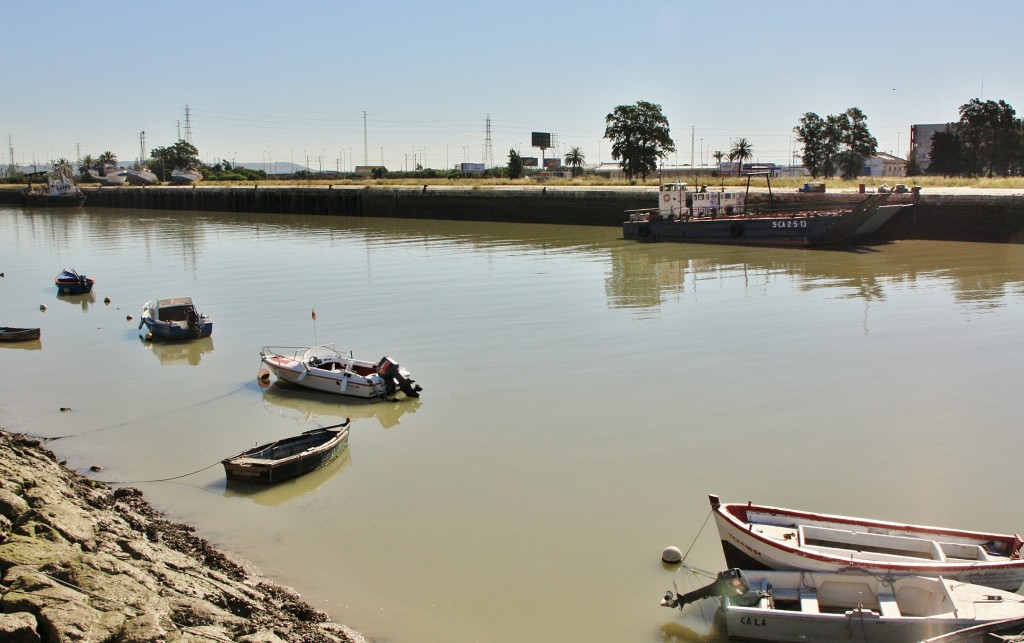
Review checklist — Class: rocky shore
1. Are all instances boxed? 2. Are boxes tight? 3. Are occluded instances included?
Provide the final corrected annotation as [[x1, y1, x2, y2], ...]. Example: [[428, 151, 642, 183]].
[[0, 429, 364, 643]]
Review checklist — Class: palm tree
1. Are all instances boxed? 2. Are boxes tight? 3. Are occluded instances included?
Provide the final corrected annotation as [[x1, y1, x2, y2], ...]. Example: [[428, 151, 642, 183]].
[[564, 146, 586, 177], [79, 154, 96, 178], [728, 138, 753, 176], [713, 150, 724, 166], [52, 158, 74, 181], [97, 151, 117, 175]]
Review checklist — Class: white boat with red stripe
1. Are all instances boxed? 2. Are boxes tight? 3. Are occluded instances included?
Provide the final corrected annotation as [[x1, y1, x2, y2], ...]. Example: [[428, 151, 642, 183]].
[[709, 494, 1024, 591]]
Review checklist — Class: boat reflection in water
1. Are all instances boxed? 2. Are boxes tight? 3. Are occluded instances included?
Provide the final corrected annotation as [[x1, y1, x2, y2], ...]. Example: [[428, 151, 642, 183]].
[[0, 339, 42, 351], [141, 335, 215, 365], [222, 447, 352, 507], [260, 380, 421, 430], [54, 291, 96, 311]]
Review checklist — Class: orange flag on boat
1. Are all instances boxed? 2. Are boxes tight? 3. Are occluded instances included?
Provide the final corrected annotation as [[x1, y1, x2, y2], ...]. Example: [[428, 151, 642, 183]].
[[312, 308, 317, 321]]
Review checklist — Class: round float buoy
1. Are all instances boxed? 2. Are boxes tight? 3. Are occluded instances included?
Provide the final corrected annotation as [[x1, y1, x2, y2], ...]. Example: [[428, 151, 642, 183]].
[[661, 546, 682, 564], [144, 332, 153, 342], [39, 304, 47, 312], [256, 368, 271, 388], [126, 314, 133, 321], [104, 297, 111, 304]]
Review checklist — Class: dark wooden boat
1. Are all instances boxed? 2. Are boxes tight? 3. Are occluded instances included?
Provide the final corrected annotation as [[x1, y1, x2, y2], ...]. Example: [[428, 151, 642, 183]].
[[0, 327, 41, 342], [55, 268, 95, 295], [222, 419, 350, 484]]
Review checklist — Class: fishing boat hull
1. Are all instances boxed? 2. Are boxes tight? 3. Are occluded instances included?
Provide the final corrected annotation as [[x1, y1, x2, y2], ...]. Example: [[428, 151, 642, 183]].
[[24, 192, 87, 207], [170, 169, 203, 185], [719, 570, 1024, 643], [55, 269, 95, 295], [260, 344, 421, 399], [222, 422, 350, 484], [0, 327, 41, 342], [710, 495, 1024, 591], [139, 297, 213, 341], [624, 197, 906, 247], [125, 169, 158, 186]]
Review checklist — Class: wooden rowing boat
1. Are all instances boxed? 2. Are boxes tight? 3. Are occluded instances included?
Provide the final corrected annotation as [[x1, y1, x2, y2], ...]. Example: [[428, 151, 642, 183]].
[[0, 327, 41, 342], [709, 494, 1024, 591], [222, 420, 350, 484]]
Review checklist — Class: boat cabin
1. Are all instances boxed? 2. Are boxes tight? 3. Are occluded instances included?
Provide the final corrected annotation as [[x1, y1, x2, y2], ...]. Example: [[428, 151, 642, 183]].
[[639, 182, 748, 221]]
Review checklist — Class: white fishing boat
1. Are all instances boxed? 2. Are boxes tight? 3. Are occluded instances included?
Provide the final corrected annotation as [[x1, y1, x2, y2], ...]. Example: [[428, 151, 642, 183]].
[[259, 344, 421, 399], [23, 166, 86, 207], [709, 495, 1024, 591], [660, 568, 1024, 643]]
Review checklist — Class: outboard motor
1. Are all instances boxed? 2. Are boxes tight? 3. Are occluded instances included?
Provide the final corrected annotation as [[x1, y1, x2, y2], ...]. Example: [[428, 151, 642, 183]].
[[186, 307, 201, 339], [661, 569, 750, 610], [377, 356, 422, 398]]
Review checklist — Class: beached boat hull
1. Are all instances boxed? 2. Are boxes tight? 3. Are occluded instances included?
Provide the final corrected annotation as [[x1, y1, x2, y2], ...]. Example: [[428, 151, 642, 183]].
[[260, 344, 421, 399], [0, 327, 41, 342], [222, 422, 350, 484], [710, 495, 1024, 591], [125, 169, 158, 186]]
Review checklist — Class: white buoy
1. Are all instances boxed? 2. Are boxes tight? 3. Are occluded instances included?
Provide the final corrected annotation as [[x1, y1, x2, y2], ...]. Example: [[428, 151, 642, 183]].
[[661, 546, 682, 564]]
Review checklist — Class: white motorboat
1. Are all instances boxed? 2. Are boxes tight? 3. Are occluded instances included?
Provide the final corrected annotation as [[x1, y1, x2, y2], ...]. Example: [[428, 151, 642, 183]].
[[139, 297, 213, 341], [259, 344, 420, 399], [661, 568, 1024, 643], [709, 494, 1024, 591]]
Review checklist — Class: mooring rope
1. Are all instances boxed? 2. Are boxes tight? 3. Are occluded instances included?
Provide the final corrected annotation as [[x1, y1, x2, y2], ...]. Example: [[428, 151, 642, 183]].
[[26, 381, 253, 443]]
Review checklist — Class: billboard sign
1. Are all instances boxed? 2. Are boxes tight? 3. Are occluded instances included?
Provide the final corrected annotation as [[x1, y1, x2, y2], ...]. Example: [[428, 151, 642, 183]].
[[461, 163, 485, 174], [531, 132, 551, 148]]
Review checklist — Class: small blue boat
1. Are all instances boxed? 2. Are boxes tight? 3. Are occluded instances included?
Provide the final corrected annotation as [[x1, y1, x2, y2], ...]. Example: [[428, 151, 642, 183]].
[[55, 268, 95, 295], [139, 296, 213, 341]]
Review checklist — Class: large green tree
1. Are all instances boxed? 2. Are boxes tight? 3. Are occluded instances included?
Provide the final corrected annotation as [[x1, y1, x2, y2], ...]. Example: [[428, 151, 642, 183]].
[[603, 101, 675, 181], [507, 148, 524, 179], [563, 146, 586, 177], [956, 98, 1019, 177], [927, 130, 963, 177], [149, 140, 200, 180], [794, 107, 877, 179]]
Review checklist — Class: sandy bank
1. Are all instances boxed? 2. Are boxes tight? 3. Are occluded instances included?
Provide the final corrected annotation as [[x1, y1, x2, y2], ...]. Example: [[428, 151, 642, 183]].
[[0, 428, 364, 643]]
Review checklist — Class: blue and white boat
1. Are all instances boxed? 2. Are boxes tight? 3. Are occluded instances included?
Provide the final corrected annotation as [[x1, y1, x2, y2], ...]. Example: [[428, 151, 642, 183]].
[[55, 268, 95, 295], [139, 297, 213, 341]]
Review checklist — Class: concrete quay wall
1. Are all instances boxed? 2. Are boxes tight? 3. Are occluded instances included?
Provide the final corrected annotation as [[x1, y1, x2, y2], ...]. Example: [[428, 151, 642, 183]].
[[5, 186, 1024, 243]]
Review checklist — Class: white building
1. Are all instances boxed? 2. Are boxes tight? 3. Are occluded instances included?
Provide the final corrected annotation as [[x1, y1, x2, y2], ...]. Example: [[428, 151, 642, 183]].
[[909, 123, 954, 171], [862, 153, 907, 177]]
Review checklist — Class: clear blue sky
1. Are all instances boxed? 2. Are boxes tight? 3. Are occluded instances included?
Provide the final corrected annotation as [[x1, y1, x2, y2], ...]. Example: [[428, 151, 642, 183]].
[[5, 0, 1022, 171]]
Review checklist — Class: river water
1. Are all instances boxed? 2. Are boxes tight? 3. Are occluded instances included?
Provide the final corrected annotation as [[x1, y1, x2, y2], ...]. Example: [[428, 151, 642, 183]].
[[1, 204, 1022, 642]]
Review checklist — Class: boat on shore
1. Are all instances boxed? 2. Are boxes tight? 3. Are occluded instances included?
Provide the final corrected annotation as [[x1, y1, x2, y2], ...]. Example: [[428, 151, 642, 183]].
[[622, 173, 911, 247], [709, 494, 1024, 591], [139, 297, 213, 341], [170, 166, 203, 185], [660, 568, 1024, 643], [125, 168, 158, 186], [0, 327, 41, 342], [222, 420, 351, 484], [260, 344, 421, 399], [55, 268, 95, 295], [23, 167, 86, 207]]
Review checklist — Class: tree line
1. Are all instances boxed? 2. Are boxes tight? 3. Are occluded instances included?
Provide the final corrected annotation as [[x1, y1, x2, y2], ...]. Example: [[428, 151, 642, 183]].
[[506, 96, 1023, 182]]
